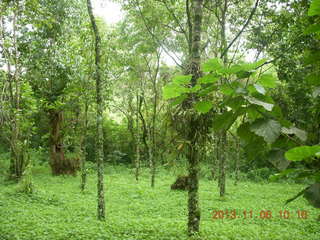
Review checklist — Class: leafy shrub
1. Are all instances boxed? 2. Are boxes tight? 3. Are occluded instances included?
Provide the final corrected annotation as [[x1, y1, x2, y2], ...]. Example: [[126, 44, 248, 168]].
[[246, 167, 276, 182]]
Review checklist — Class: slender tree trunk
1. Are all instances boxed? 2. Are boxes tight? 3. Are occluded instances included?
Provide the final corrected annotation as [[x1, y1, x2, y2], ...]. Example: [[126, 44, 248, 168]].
[[218, 132, 226, 197], [150, 62, 158, 188], [211, 134, 219, 180], [87, 0, 105, 220], [186, 0, 203, 235], [135, 94, 140, 181], [138, 94, 150, 159], [234, 140, 240, 186], [218, 0, 229, 197], [81, 101, 88, 192]]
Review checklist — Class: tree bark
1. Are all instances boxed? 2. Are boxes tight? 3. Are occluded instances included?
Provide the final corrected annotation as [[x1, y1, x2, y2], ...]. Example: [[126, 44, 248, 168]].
[[87, 0, 105, 220], [135, 93, 140, 181], [81, 101, 88, 192], [234, 140, 240, 186], [149, 54, 160, 188], [48, 110, 75, 175], [218, 0, 228, 198], [186, 0, 203, 235], [218, 132, 226, 197]]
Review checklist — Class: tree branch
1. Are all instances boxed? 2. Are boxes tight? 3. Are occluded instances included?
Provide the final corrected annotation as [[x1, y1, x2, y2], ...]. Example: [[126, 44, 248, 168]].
[[221, 0, 260, 58], [134, 0, 183, 68]]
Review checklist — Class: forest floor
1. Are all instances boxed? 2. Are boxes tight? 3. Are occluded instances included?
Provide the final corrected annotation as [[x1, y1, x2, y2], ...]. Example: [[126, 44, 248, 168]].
[[0, 165, 319, 240]]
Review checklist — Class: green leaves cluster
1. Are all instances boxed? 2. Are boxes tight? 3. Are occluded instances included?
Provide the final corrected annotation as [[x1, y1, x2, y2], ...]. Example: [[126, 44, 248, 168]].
[[162, 57, 297, 147]]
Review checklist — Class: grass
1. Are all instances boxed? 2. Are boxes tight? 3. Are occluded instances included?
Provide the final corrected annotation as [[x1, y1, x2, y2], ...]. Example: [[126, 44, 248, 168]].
[[0, 165, 319, 240]]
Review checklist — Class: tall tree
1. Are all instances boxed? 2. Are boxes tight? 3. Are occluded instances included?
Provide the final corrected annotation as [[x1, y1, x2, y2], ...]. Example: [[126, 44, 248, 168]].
[[86, 0, 106, 220], [0, 0, 35, 180], [186, 0, 204, 235]]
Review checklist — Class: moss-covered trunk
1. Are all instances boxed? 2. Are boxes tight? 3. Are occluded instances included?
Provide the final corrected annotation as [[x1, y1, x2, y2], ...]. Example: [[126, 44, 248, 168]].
[[186, 0, 203, 235], [87, 0, 105, 220]]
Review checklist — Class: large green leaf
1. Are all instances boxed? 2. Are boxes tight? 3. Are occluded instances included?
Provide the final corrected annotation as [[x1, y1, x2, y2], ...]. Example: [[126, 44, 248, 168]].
[[304, 183, 320, 208], [220, 84, 235, 96], [243, 58, 267, 70], [237, 123, 257, 143], [169, 94, 187, 106], [250, 119, 281, 144], [244, 96, 274, 111], [253, 84, 266, 95], [197, 85, 217, 96], [162, 84, 189, 100], [281, 127, 307, 142], [308, 0, 320, 16], [202, 58, 224, 72], [194, 101, 213, 113], [223, 96, 245, 111], [285, 145, 320, 161], [213, 111, 239, 131], [198, 74, 220, 84], [236, 71, 253, 79], [258, 74, 277, 88], [172, 75, 192, 85], [268, 149, 291, 171], [221, 59, 266, 75], [189, 84, 201, 93], [221, 64, 243, 74]]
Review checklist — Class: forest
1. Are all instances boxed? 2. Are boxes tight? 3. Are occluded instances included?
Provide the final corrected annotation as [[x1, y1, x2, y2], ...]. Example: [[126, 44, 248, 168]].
[[0, 0, 320, 239]]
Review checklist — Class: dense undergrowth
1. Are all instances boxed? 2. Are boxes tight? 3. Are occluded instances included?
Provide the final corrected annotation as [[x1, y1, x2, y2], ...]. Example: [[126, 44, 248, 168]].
[[0, 165, 319, 240]]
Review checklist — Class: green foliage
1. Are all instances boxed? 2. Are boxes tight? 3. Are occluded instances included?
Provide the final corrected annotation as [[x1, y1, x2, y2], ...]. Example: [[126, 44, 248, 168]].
[[285, 145, 320, 162], [16, 163, 34, 195], [308, 0, 320, 16], [246, 167, 276, 182], [162, 83, 189, 100], [250, 119, 281, 144], [304, 183, 320, 208], [213, 111, 239, 132], [201, 58, 224, 72], [194, 101, 213, 113], [172, 75, 192, 85], [257, 74, 278, 89], [244, 96, 274, 111], [0, 166, 319, 240]]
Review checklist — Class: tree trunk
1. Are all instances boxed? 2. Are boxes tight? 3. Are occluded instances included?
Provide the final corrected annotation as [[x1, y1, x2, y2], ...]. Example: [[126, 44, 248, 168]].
[[211, 134, 219, 180], [234, 140, 240, 186], [81, 101, 88, 192], [150, 61, 159, 188], [87, 0, 105, 220], [1, 1, 27, 181], [9, 128, 26, 180], [49, 110, 77, 175], [186, 0, 203, 235], [135, 93, 140, 181], [218, 132, 226, 197], [218, 0, 229, 197]]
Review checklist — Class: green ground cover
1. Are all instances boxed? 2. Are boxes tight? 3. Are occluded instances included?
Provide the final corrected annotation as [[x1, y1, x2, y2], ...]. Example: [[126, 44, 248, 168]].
[[0, 166, 319, 240]]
